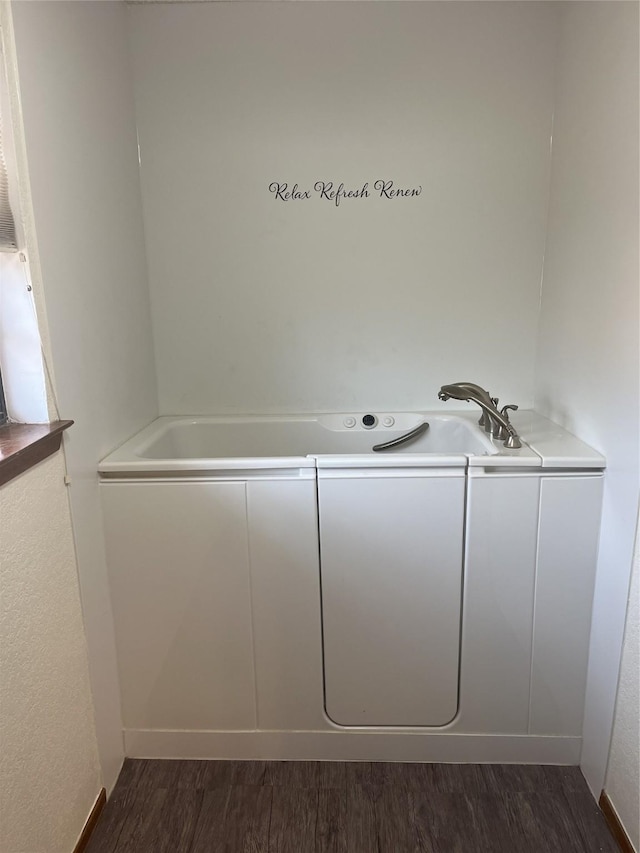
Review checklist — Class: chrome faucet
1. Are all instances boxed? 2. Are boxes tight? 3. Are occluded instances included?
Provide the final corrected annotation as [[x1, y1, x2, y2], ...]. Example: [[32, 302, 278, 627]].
[[438, 382, 522, 449]]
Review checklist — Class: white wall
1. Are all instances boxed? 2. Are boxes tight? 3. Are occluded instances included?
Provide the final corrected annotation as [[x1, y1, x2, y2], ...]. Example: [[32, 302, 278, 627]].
[[0, 453, 102, 853], [606, 515, 639, 850], [8, 0, 158, 790], [534, 0, 639, 800], [129, 1, 558, 415]]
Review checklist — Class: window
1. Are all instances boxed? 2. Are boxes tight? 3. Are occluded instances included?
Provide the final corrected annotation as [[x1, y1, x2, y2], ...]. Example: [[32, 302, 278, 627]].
[[0, 35, 70, 486], [0, 36, 47, 424]]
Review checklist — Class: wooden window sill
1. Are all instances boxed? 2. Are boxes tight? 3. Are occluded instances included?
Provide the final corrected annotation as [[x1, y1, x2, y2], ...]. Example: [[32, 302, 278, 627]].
[[0, 420, 73, 488]]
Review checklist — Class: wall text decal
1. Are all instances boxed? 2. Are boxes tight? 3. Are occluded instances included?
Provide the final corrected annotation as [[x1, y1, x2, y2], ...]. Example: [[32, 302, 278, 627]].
[[268, 180, 422, 207]]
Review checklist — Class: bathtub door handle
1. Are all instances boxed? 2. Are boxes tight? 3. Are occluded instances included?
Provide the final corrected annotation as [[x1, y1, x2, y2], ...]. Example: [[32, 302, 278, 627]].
[[372, 422, 429, 452]]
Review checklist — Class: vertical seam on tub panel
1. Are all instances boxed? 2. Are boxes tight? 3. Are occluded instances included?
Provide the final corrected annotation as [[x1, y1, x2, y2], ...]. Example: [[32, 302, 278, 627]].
[[244, 481, 260, 732], [455, 465, 470, 721], [315, 468, 330, 722], [527, 476, 543, 735]]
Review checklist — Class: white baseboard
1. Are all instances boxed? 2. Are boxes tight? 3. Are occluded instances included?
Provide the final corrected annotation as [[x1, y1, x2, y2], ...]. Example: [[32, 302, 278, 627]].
[[124, 729, 582, 765]]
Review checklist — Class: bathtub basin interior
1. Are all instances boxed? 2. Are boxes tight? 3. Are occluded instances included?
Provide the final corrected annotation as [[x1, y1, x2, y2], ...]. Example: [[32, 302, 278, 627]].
[[134, 414, 498, 460]]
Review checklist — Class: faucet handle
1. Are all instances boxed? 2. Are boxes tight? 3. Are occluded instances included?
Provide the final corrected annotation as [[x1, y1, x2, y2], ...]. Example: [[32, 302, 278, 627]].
[[500, 404, 518, 422], [495, 404, 521, 444]]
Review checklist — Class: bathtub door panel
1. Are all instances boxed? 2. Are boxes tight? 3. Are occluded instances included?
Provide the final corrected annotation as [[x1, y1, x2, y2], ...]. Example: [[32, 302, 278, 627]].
[[318, 471, 465, 727], [102, 481, 256, 731]]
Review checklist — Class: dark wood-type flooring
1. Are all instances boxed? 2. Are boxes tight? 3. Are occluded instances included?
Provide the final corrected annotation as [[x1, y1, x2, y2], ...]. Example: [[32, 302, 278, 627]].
[[86, 759, 619, 853]]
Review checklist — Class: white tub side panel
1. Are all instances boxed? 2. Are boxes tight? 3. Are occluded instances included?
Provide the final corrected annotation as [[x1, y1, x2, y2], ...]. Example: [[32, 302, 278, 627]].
[[102, 482, 257, 732], [459, 475, 539, 733], [529, 475, 604, 736], [319, 474, 465, 727], [123, 729, 581, 766], [247, 480, 326, 730]]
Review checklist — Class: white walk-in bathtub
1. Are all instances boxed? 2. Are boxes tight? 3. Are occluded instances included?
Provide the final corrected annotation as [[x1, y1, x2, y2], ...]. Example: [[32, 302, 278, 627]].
[[97, 410, 556, 475], [99, 412, 605, 763]]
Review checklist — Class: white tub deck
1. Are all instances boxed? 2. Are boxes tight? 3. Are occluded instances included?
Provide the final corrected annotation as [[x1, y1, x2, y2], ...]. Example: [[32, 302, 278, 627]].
[[98, 410, 604, 475]]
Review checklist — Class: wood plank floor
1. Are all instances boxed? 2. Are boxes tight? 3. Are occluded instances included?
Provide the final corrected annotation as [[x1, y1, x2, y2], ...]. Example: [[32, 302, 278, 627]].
[[86, 760, 619, 853]]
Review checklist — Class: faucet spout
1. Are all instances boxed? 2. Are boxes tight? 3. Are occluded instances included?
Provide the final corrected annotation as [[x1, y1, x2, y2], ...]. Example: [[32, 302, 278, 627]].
[[439, 382, 494, 407], [438, 382, 522, 449]]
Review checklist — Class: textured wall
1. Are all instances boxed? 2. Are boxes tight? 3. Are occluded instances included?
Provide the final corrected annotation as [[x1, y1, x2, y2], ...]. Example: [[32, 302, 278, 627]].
[[534, 0, 639, 799], [9, 0, 160, 789], [606, 519, 639, 850], [0, 452, 102, 853]]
